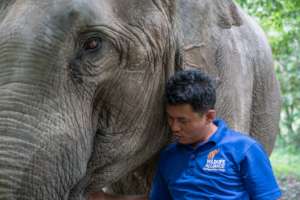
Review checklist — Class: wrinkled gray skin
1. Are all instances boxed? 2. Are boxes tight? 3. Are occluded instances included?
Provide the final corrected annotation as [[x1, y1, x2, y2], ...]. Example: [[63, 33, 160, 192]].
[[0, 0, 280, 199]]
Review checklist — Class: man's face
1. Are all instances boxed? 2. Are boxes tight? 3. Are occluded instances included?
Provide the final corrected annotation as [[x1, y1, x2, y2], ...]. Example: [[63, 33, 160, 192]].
[[166, 104, 212, 145]]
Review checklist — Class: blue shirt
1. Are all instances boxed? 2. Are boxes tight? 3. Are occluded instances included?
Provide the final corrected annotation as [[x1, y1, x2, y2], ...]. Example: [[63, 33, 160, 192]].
[[149, 119, 281, 200]]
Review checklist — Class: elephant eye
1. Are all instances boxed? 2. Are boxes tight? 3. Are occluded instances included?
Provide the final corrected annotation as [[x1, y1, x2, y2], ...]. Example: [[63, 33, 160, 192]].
[[83, 38, 102, 52]]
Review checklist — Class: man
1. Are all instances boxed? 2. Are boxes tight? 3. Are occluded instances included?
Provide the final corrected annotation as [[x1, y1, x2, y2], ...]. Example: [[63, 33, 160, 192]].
[[89, 69, 281, 200]]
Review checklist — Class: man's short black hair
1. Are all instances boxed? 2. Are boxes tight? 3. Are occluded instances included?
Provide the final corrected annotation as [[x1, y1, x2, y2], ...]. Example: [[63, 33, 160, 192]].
[[165, 69, 216, 114]]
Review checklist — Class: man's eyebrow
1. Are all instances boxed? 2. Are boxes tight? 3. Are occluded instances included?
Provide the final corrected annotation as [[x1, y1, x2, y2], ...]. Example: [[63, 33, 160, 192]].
[[177, 117, 189, 121]]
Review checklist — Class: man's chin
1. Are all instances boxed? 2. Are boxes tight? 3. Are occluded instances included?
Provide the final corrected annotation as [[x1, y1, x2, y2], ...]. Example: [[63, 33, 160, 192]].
[[173, 136, 191, 145], [177, 140, 189, 145]]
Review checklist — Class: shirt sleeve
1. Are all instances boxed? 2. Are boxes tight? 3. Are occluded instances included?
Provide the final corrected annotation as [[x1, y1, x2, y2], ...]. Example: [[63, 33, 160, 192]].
[[240, 142, 282, 200], [149, 165, 172, 200]]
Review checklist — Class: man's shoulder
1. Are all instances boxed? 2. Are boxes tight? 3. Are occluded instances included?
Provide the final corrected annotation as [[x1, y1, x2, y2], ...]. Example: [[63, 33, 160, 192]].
[[222, 128, 257, 145], [219, 128, 261, 157], [214, 119, 256, 145], [214, 119, 263, 154], [215, 129, 266, 165]]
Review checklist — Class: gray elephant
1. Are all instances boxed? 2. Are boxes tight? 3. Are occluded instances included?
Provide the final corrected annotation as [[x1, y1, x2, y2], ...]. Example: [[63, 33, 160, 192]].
[[0, 0, 280, 199]]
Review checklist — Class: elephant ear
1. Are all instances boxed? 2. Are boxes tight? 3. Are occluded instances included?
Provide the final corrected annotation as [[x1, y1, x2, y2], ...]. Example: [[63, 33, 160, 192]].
[[160, 0, 184, 71], [153, 0, 184, 72], [214, 0, 243, 28]]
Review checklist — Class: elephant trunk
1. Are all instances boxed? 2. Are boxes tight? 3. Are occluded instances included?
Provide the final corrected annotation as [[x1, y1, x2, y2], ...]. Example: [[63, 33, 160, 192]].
[[0, 111, 89, 200], [0, 54, 93, 200], [0, 7, 93, 200], [0, 66, 90, 200]]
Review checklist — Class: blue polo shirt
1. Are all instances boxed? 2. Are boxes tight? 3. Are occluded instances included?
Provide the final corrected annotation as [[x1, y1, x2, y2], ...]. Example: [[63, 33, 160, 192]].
[[149, 119, 281, 200]]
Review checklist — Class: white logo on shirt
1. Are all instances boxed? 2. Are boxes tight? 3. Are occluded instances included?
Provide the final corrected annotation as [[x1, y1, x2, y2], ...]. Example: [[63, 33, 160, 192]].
[[203, 149, 226, 172], [203, 159, 226, 172]]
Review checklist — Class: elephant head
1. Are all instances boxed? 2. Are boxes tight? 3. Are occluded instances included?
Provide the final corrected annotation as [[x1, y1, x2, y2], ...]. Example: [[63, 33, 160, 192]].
[[0, 0, 180, 199], [0, 0, 281, 199]]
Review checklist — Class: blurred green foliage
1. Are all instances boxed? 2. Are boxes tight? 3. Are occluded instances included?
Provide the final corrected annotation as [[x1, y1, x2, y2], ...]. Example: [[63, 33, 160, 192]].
[[270, 148, 300, 199], [236, 0, 300, 151], [271, 148, 300, 178]]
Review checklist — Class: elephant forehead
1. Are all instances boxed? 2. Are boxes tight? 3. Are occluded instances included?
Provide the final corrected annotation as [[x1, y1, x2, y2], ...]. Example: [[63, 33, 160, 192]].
[[2, 0, 168, 43], [84, 0, 167, 30], [1, 1, 110, 28], [106, 0, 163, 20], [40, 0, 163, 25]]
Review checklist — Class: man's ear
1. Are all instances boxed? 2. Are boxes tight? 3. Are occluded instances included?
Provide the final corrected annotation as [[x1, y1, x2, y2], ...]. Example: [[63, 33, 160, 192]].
[[205, 109, 216, 123], [213, 0, 243, 28]]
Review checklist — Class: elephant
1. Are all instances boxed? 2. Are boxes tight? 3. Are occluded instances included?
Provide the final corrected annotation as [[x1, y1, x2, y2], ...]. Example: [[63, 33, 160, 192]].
[[0, 0, 280, 199]]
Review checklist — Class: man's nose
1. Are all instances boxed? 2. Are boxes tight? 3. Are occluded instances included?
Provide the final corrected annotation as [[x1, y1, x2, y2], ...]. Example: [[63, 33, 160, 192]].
[[169, 120, 181, 133]]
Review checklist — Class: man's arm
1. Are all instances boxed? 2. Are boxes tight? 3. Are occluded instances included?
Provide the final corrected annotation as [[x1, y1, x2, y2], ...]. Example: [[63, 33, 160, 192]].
[[88, 192, 147, 200], [241, 142, 282, 200]]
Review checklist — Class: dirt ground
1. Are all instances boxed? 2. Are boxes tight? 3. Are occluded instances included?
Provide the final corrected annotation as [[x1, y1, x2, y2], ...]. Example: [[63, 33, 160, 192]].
[[278, 176, 300, 200]]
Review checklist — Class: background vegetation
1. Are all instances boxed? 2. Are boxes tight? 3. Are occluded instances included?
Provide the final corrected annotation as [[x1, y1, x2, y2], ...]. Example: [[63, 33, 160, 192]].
[[236, 0, 300, 199]]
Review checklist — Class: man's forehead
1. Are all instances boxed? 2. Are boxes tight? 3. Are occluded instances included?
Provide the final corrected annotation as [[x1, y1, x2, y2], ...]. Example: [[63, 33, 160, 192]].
[[166, 104, 196, 117]]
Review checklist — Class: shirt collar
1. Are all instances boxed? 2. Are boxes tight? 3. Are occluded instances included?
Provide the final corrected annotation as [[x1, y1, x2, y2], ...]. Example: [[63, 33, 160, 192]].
[[208, 118, 227, 144]]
